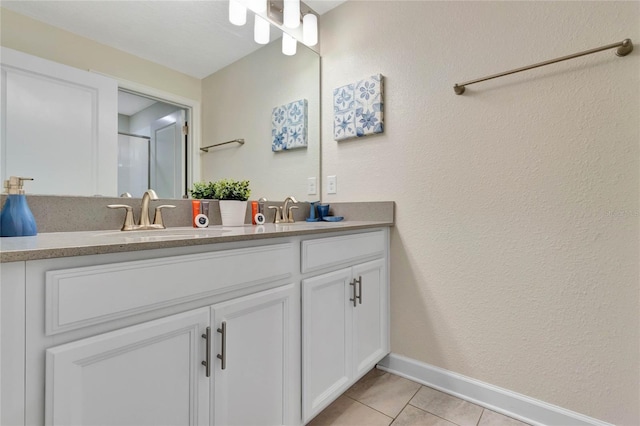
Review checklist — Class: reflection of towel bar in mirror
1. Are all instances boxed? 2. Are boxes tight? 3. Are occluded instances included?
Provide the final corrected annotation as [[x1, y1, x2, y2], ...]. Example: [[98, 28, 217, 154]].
[[200, 139, 245, 153], [118, 131, 151, 140]]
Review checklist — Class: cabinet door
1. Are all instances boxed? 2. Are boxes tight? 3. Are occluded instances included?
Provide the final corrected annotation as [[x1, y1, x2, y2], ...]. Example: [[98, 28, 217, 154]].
[[45, 308, 210, 426], [212, 283, 298, 426], [352, 259, 389, 378], [302, 269, 353, 422]]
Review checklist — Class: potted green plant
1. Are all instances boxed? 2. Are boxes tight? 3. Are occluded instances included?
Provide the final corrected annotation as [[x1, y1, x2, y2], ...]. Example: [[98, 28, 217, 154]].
[[213, 179, 251, 226], [189, 181, 216, 199]]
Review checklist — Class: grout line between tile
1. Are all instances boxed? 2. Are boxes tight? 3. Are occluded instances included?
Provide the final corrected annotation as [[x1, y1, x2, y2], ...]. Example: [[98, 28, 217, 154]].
[[389, 384, 423, 423], [407, 400, 464, 426], [330, 372, 532, 426], [344, 395, 395, 423]]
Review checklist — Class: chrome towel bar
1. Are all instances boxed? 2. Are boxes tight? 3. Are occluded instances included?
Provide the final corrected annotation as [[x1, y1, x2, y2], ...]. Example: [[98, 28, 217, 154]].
[[454, 38, 633, 95]]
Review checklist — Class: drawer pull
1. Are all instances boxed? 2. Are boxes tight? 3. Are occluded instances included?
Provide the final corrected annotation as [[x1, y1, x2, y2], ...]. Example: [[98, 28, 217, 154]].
[[349, 280, 357, 307], [217, 321, 227, 370], [355, 276, 362, 305], [201, 326, 211, 377]]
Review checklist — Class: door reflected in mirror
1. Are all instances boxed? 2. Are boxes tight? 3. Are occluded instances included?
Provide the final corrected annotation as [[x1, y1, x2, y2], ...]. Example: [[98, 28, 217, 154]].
[[118, 91, 189, 199]]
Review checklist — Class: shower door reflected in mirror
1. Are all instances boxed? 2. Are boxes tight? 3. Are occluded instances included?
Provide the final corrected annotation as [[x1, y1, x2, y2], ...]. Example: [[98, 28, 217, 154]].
[[117, 90, 188, 198]]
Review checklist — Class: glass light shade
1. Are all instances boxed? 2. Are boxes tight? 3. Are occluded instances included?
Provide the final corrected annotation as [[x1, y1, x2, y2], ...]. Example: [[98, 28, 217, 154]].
[[229, 0, 247, 26], [254, 15, 270, 44], [282, 33, 297, 55], [302, 13, 318, 46], [283, 0, 300, 29], [249, 0, 267, 13]]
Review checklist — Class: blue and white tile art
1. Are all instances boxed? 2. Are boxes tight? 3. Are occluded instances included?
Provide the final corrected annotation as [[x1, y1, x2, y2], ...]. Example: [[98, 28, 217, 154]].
[[333, 74, 384, 141], [272, 99, 308, 152]]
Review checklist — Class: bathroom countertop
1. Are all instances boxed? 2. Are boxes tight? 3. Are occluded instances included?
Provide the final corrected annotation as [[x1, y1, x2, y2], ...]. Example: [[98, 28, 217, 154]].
[[0, 221, 393, 262]]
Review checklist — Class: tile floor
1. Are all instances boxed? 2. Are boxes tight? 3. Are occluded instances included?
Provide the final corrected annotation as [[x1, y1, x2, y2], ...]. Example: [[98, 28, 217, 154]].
[[308, 368, 531, 426]]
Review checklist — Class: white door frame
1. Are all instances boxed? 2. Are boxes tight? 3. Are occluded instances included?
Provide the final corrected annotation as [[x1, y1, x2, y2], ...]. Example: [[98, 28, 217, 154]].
[[90, 70, 201, 197]]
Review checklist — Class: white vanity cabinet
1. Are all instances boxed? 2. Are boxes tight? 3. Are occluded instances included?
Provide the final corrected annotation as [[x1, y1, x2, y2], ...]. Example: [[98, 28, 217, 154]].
[[211, 283, 297, 426], [0, 225, 390, 426], [46, 283, 298, 426], [22, 240, 300, 426], [300, 231, 390, 422], [45, 307, 211, 425]]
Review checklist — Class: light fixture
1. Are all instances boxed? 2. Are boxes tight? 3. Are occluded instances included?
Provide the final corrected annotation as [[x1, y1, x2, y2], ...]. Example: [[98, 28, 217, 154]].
[[254, 15, 270, 44], [229, 0, 318, 56], [282, 33, 297, 55], [302, 13, 317, 46], [229, 0, 247, 26], [283, 0, 300, 29]]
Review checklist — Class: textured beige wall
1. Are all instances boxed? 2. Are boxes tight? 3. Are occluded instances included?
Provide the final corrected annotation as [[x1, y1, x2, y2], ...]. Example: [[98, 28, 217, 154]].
[[320, 1, 639, 424], [201, 40, 320, 201], [0, 8, 201, 101]]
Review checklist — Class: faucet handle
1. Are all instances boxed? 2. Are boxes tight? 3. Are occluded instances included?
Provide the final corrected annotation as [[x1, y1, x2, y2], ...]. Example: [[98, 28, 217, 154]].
[[268, 206, 282, 224], [287, 205, 299, 223], [108, 204, 136, 231], [153, 205, 176, 228]]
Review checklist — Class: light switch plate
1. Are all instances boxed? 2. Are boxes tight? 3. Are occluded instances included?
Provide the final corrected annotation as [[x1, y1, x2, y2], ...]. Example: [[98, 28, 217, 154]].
[[327, 175, 337, 194], [307, 177, 317, 195]]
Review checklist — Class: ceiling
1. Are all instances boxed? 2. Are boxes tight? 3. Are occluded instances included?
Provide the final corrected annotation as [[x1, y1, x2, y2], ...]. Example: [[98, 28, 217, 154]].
[[118, 91, 158, 116], [2, 0, 345, 79]]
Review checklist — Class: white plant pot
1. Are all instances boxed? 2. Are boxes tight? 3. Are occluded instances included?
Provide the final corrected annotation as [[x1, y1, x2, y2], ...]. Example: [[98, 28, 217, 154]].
[[219, 200, 248, 226]]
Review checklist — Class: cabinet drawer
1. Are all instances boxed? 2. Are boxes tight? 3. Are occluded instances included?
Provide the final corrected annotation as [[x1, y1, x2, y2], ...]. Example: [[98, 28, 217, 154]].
[[46, 243, 293, 335], [301, 230, 385, 273]]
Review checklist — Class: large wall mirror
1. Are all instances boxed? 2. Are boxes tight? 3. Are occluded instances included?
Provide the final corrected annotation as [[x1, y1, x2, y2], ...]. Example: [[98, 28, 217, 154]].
[[0, 1, 321, 201], [200, 39, 320, 201]]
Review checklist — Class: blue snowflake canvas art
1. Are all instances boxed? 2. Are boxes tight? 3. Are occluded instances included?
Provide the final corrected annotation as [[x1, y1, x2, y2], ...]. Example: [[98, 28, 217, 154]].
[[272, 99, 308, 152], [333, 74, 384, 141]]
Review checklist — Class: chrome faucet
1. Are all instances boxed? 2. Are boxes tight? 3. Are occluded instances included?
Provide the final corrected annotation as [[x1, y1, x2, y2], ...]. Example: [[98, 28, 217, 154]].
[[108, 189, 175, 231]]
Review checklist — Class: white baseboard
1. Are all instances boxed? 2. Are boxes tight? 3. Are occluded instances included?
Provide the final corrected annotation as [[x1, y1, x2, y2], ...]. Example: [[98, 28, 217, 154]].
[[377, 353, 612, 426]]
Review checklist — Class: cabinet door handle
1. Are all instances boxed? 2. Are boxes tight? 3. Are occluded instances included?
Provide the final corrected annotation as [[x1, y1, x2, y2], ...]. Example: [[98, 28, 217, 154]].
[[201, 326, 211, 377], [349, 279, 357, 307], [217, 321, 227, 370], [355, 276, 362, 305]]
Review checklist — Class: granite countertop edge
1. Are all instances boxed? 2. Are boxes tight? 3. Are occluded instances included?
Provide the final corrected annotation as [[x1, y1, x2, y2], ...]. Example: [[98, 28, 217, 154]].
[[0, 221, 393, 262]]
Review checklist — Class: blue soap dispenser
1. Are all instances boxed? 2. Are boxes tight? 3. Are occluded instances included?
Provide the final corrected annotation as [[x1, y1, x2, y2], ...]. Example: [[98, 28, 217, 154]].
[[0, 176, 37, 237]]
